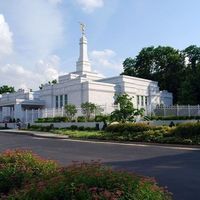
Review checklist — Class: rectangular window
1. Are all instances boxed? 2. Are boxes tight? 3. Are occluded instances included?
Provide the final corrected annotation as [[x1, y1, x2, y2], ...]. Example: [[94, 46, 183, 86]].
[[137, 95, 140, 105], [64, 94, 68, 105], [145, 96, 148, 105], [60, 95, 63, 108], [55, 96, 58, 108], [141, 96, 144, 106]]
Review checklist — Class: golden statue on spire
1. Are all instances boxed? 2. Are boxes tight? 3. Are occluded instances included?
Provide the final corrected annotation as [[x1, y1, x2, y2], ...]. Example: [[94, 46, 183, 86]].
[[79, 22, 86, 36]]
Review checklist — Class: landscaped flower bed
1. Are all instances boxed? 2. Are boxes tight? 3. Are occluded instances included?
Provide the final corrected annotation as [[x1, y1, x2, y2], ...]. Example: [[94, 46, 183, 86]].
[[0, 150, 172, 200]]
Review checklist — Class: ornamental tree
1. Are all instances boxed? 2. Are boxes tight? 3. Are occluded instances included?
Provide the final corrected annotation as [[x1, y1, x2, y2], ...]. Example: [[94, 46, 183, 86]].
[[81, 102, 97, 121], [111, 93, 144, 122], [0, 85, 15, 94], [64, 104, 77, 121]]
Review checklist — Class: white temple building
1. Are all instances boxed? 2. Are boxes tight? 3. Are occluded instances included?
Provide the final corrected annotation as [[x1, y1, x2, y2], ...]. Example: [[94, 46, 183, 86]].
[[0, 27, 172, 122]]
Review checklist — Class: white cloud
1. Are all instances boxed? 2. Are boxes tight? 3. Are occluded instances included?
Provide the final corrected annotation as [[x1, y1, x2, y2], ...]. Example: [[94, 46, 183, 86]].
[[4, 0, 65, 61], [48, 0, 62, 5], [0, 3, 65, 89], [90, 49, 123, 76], [76, 0, 104, 13], [0, 14, 13, 60], [0, 55, 63, 90]]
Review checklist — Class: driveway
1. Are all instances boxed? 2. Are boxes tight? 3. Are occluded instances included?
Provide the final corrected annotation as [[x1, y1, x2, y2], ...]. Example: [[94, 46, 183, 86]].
[[0, 132, 199, 200]]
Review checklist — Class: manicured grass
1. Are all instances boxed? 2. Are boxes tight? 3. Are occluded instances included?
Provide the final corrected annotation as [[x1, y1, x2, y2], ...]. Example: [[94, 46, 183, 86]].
[[52, 129, 104, 139], [27, 122, 200, 145]]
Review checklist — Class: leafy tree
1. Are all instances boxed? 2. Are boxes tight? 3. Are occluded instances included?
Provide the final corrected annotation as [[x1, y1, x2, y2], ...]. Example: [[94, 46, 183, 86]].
[[81, 102, 97, 121], [64, 104, 77, 121], [183, 45, 200, 71], [122, 46, 185, 104], [0, 85, 15, 94], [39, 79, 57, 90], [111, 94, 144, 122]]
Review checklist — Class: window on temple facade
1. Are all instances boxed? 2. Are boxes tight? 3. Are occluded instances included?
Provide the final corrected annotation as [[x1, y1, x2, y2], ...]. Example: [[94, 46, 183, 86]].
[[56, 96, 59, 108], [145, 96, 148, 105], [60, 95, 63, 108], [141, 96, 144, 106], [64, 94, 68, 105], [137, 95, 140, 105]]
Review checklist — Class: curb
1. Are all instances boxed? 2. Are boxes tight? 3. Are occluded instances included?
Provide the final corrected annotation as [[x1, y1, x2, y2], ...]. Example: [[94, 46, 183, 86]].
[[0, 130, 69, 140]]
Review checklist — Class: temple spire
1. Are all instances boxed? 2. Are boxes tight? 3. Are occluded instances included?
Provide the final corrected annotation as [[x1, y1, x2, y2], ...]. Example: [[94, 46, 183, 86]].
[[76, 23, 91, 72]]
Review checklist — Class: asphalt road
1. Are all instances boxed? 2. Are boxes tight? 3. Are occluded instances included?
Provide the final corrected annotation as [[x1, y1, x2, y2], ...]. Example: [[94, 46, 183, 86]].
[[0, 132, 200, 200]]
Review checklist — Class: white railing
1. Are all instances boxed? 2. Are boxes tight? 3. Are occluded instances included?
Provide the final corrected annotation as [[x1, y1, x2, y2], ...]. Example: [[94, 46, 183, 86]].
[[153, 105, 200, 117], [22, 104, 120, 123]]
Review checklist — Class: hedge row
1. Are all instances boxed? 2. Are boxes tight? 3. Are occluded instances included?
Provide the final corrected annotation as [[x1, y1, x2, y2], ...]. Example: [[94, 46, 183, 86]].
[[0, 150, 172, 200], [105, 122, 200, 144], [35, 115, 108, 123], [147, 116, 200, 121], [28, 125, 98, 132]]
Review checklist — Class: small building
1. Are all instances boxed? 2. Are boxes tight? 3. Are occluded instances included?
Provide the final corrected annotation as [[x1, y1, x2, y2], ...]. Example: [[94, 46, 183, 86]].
[[0, 29, 172, 122]]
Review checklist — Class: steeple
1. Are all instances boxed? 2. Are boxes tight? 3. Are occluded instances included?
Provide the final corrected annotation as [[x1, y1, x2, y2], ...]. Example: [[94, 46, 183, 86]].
[[76, 23, 91, 72]]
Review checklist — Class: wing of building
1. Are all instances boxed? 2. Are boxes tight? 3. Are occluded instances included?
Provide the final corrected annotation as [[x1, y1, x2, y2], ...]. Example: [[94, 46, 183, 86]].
[[0, 30, 173, 122]]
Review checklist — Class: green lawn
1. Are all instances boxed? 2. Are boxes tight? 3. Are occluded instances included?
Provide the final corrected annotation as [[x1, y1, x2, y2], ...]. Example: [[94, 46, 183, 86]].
[[52, 129, 104, 139]]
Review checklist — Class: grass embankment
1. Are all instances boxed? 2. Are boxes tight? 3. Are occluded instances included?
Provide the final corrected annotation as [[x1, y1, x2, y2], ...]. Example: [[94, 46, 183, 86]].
[[28, 122, 200, 145]]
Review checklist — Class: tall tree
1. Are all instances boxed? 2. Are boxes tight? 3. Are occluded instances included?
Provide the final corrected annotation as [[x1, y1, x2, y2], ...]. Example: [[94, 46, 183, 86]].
[[183, 45, 200, 71], [178, 45, 200, 104], [0, 85, 15, 94], [122, 46, 185, 104]]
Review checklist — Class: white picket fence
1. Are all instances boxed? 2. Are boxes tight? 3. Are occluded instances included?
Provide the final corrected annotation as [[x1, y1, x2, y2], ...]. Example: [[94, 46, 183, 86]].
[[153, 105, 200, 117], [22, 104, 119, 123]]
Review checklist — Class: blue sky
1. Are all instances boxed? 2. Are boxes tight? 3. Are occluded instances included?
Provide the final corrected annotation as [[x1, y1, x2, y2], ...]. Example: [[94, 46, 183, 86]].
[[0, 0, 200, 89]]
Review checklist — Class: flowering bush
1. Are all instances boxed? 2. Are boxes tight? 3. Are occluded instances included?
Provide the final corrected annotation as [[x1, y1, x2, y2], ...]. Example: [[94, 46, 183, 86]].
[[0, 150, 58, 196], [0, 150, 172, 200]]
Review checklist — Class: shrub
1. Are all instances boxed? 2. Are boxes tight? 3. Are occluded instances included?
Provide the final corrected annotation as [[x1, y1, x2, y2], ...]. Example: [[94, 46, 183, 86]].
[[0, 150, 58, 196], [171, 122, 200, 138], [78, 126, 85, 131], [28, 125, 54, 132], [149, 116, 200, 121], [70, 125, 78, 130], [35, 117, 69, 123], [95, 115, 109, 122], [7, 161, 172, 200], [77, 116, 86, 122], [106, 123, 153, 133]]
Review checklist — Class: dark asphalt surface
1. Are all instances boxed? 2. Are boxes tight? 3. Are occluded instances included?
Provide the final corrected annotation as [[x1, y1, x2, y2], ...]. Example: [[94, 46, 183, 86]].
[[0, 132, 200, 200]]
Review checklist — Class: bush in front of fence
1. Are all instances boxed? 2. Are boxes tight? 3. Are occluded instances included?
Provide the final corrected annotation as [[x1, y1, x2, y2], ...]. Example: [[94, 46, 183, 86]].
[[104, 123, 172, 141], [147, 116, 200, 121], [171, 122, 200, 138], [2, 150, 172, 200], [28, 124, 98, 132], [105, 122, 200, 144], [35, 117, 70, 123], [105, 123, 154, 134]]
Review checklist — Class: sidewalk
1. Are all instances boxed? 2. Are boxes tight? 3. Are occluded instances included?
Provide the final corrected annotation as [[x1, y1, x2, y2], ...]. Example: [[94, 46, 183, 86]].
[[0, 129, 69, 139]]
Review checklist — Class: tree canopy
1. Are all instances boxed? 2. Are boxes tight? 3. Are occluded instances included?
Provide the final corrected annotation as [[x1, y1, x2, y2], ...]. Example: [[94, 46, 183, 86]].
[[111, 94, 144, 122], [122, 45, 200, 104], [64, 104, 77, 121], [0, 85, 15, 94]]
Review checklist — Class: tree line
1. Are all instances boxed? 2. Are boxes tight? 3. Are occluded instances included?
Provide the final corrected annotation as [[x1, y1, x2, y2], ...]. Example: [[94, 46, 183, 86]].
[[122, 45, 200, 105]]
